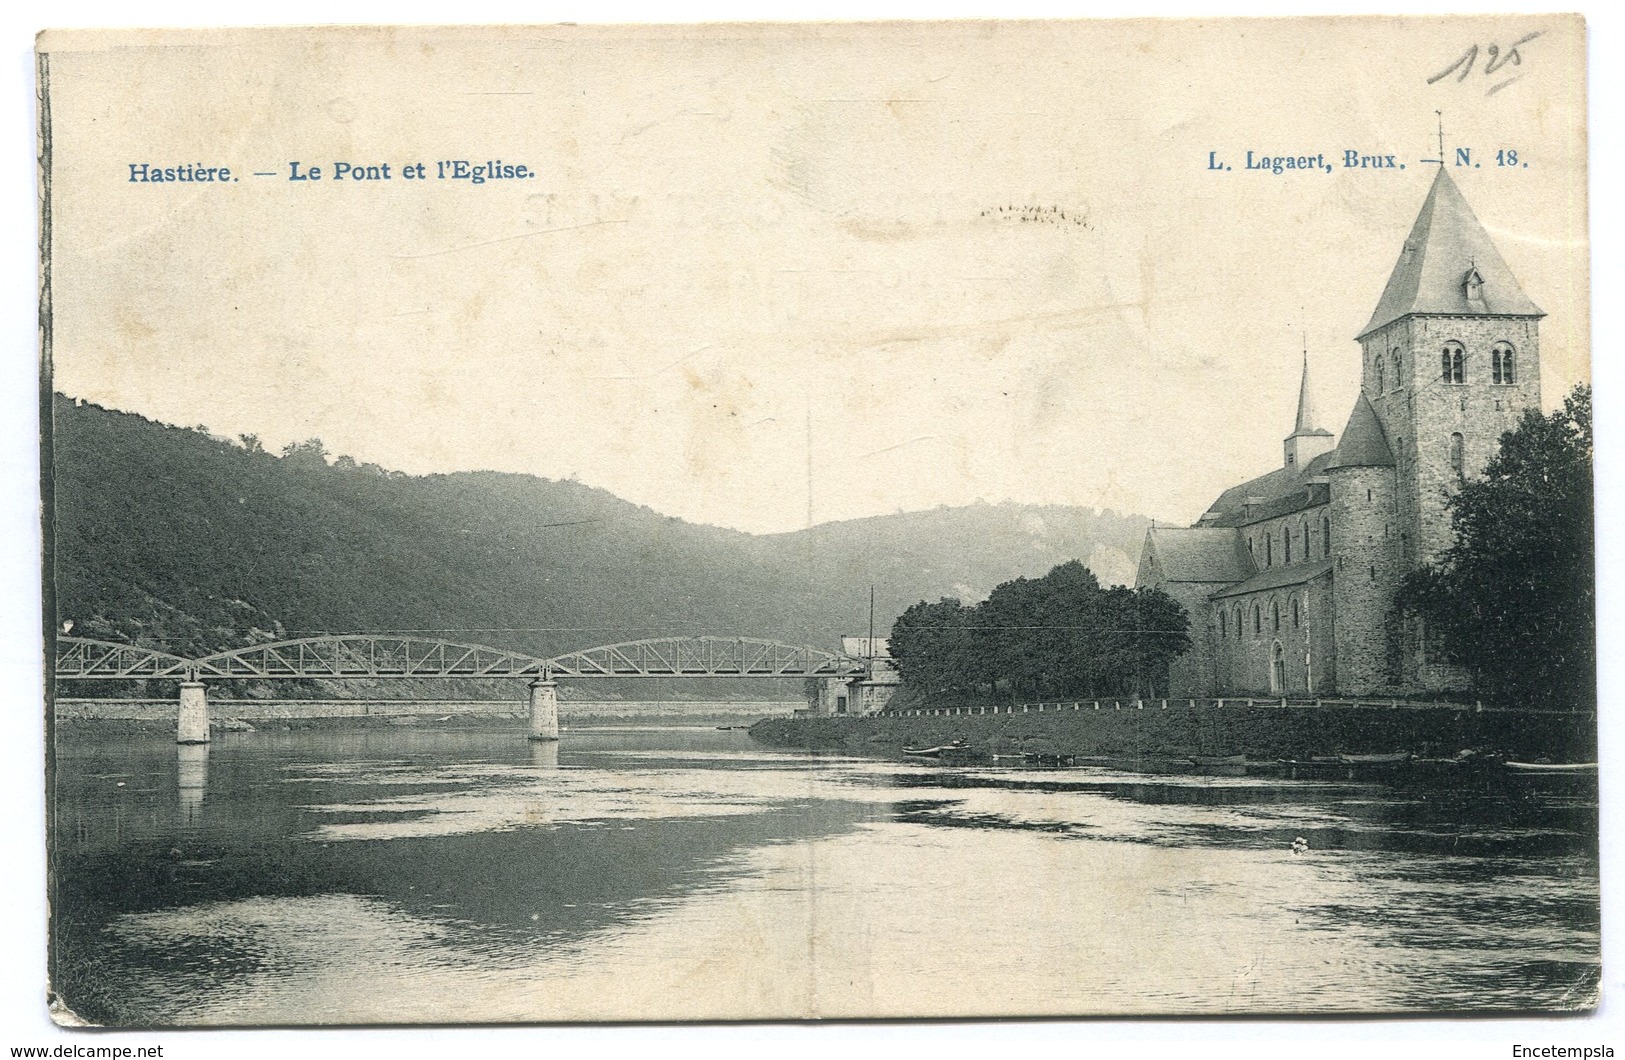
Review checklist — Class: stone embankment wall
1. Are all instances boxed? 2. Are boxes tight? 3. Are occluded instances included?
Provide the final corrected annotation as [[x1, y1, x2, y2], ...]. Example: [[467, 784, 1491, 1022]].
[[752, 699, 1595, 761]]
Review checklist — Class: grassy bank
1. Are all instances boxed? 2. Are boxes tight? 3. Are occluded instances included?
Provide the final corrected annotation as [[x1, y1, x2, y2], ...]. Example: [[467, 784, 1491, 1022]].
[[751, 702, 1596, 761]]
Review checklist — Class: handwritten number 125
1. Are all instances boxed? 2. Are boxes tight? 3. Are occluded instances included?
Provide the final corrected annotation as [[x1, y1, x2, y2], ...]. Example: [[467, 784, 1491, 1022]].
[[1428, 31, 1542, 90]]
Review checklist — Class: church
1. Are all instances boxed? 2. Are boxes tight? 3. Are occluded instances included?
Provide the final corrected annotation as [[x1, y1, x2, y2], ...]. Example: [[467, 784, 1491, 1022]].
[[1136, 168, 1543, 699]]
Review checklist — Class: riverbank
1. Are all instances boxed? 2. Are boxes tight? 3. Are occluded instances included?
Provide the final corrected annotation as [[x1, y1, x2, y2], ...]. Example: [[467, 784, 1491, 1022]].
[[751, 700, 1596, 761]]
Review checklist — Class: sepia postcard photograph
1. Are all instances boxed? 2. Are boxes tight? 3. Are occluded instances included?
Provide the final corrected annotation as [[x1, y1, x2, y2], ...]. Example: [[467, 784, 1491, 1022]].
[[32, 12, 1602, 1032]]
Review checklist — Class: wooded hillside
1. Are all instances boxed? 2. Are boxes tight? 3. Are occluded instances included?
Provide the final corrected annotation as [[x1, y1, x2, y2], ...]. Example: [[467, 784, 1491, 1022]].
[[50, 395, 1151, 667]]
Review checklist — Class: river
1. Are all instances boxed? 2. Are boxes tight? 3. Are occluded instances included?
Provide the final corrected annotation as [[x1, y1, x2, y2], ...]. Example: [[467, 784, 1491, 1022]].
[[50, 718, 1599, 1025]]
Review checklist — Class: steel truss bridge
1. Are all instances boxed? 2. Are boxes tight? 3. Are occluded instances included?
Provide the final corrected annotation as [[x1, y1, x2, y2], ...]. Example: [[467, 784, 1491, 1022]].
[[53, 634, 870, 683]]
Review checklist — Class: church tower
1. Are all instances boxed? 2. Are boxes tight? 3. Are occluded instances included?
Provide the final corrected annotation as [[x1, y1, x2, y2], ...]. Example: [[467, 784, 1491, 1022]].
[[1354, 167, 1544, 689], [1283, 353, 1335, 471]]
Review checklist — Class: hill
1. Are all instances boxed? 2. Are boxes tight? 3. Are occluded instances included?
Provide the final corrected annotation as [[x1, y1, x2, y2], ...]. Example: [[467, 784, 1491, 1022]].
[[49, 395, 1152, 669]]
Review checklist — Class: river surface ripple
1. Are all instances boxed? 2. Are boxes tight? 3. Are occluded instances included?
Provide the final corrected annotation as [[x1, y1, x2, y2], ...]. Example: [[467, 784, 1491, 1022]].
[[51, 723, 1599, 1024]]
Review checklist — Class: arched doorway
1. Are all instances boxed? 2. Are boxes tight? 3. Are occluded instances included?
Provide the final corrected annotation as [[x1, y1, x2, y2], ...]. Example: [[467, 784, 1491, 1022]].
[[1270, 641, 1286, 695]]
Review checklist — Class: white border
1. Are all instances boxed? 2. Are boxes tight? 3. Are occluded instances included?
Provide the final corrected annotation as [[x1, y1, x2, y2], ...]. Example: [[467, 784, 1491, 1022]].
[[4, 3, 1618, 1058]]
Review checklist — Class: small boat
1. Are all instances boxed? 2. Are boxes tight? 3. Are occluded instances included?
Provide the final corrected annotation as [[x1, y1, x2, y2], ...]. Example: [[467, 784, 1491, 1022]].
[[1504, 761, 1598, 775], [1189, 754, 1246, 767], [1338, 752, 1412, 765], [903, 739, 970, 759]]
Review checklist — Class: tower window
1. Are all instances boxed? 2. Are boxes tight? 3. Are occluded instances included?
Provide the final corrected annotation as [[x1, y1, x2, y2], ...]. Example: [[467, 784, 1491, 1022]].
[[1291, 595, 1300, 628], [1441, 342, 1465, 384], [1235, 608, 1243, 639], [1450, 432, 1465, 477], [1271, 599, 1281, 633], [1284, 525, 1293, 564], [1392, 350, 1402, 387], [1219, 611, 1227, 638], [1464, 267, 1485, 303], [1253, 605, 1261, 635], [1375, 358, 1385, 394], [1265, 533, 1273, 567], [1492, 342, 1517, 385], [1322, 515, 1331, 557]]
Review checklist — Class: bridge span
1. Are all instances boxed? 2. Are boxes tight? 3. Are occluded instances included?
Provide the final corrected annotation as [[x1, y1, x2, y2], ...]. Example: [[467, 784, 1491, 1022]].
[[53, 634, 867, 743]]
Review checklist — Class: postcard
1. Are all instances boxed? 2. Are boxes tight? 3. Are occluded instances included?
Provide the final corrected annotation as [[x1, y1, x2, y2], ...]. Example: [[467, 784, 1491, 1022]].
[[38, 16, 1593, 1025]]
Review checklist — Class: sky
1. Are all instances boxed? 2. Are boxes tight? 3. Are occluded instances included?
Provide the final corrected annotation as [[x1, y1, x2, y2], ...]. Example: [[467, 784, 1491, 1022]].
[[43, 19, 1588, 537]]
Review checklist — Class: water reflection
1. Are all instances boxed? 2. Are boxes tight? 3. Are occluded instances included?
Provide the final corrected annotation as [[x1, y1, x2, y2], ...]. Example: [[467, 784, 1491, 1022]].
[[50, 722, 1599, 1025], [176, 744, 208, 827], [529, 741, 559, 771]]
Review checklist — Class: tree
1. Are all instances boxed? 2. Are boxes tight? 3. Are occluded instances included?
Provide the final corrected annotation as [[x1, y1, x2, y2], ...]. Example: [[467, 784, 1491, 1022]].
[[1122, 586, 1192, 698], [887, 560, 1192, 702], [1399, 385, 1593, 710], [889, 597, 974, 695], [280, 437, 330, 469]]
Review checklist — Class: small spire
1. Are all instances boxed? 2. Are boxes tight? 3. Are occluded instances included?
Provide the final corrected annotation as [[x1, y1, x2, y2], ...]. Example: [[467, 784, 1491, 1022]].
[[1293, 351, 1318, 434]]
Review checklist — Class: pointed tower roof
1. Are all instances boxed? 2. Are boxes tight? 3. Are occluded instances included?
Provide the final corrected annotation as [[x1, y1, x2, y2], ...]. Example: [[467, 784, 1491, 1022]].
[[1290, 353, 1332, 438], [1358, 168, 1543, 339], [1327, 393, 1395, 469]]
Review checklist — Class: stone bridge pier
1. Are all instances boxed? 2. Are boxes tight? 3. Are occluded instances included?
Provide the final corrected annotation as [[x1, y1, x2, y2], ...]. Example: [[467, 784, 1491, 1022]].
[[177, 681, 210, 744], [528, 678, 560, 741]]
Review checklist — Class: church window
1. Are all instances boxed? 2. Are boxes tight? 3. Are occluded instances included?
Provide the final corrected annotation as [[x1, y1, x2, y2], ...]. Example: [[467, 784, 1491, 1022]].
[[1235, 607, 1243, 638], [1441, 342, 1465, 384], [1392, 350, 1402, 386], [1322, 515, 1331, 557], [1291, 595, 1301, 628], [1219, 611, 1227, 638], [1449, 432, 1465, 477], [1375, 358, 1385, 393], [1492, 343, 1517, 384], [1265, 533, 1273, 567], [1284, 525, 1293, 563], [1271, 599, 1280, 633], [1252, 604, 1261, 635]]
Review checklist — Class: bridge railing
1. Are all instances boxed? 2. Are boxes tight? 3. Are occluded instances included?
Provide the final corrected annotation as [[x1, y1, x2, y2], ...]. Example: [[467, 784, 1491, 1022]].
[[192, 636, 551, 679], [52, 638, 196, 681], [54, 634, 869, 681], [545, 637, 867, 678]]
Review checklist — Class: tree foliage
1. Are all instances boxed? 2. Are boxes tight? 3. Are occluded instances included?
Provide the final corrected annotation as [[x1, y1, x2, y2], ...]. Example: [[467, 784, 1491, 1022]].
[[888, 559, 1191, 700], [1399, 385, 1594, 710]]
